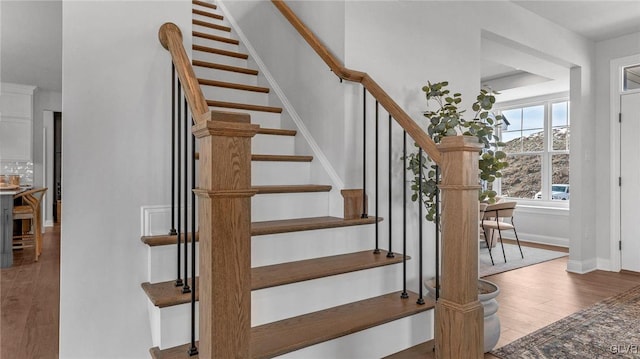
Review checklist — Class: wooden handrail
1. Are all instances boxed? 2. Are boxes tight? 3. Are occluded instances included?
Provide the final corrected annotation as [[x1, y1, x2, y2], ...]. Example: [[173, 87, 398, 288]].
[[271, 0, 442, 165], [159, 22, 210, 123]]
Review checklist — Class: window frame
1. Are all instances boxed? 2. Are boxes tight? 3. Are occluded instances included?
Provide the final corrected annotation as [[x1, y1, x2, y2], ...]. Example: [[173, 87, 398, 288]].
[[493, 93, 570, 205]]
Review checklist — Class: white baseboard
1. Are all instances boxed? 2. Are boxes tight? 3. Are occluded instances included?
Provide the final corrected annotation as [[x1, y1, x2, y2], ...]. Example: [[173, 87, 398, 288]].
[[45, 220, 54, 227], [513, 232, 569, 248], [567, 258, 597, 274]]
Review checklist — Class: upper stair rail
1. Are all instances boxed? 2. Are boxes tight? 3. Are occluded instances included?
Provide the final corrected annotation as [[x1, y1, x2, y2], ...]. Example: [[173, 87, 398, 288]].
[[271, 0, 441, 165], [159, 23, 210, 124], [271, 1, 484, 357]]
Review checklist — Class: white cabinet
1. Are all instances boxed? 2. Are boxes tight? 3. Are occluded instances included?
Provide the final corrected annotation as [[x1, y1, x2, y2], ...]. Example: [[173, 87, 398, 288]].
[[0, 83, 35, 161]]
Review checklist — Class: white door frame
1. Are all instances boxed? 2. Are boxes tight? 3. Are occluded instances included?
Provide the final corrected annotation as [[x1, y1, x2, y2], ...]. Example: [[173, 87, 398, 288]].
[[610, 54, 640, 272]]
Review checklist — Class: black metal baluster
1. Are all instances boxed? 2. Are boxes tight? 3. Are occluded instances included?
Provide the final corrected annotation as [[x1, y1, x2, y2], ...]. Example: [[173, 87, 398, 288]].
[[374, 101, 380, 254], [182, 97, 191, 294], [188, 122, 198, 356], [435, 165, 440, 300], [175, 81, 183, 288], [362, 87, 368, 218], [387, 115, 394, 258], [169, 65, 177, 237], [401, 131, 408, 299], [417, 148, 425, 305]]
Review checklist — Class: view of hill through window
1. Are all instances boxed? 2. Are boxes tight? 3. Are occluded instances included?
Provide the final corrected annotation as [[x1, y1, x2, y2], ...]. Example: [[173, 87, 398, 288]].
[[500, 128, 570, 199]]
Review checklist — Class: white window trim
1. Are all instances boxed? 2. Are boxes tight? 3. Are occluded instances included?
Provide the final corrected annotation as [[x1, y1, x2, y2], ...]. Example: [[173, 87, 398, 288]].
[[494, 93, 569, 207]]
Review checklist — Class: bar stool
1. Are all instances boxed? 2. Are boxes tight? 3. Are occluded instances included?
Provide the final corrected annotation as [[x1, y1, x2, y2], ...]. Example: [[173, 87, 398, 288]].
[[13, 188, 48, 261]]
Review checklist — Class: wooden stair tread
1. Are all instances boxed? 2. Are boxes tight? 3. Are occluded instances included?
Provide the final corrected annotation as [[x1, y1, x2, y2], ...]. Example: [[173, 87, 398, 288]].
[[197, 78, 269, 93], [192, 0, 216, 10], [252, 184, 330, 194], [383, 340, 435, 359], [251, 154, 313, 162], [207, 100, 282, 113], [192, 19, 231, 33], [252, 216, 381, 236], [192, 31, 238, 45], [141, 216, 380, 246], [257, 127, 296, 136], [193, 44, 248, 59], [149, 291, 432, 359], [142, 250, 407, 307], [192, 59, 256, 75], [192, 9, 223, 21]]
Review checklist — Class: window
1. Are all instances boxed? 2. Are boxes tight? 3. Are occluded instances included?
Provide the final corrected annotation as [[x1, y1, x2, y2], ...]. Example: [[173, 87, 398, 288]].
[[497, 99, 570, 201], [623, 65, 640, 91]]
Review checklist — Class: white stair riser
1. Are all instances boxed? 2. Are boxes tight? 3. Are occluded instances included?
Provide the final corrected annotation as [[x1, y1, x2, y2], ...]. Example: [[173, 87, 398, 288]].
[[200, 85, 269, 106], [278, 311, 433, 359], [209, 108, 281, 128], [251, 225, 375, 266], [192, 24, 234, 40], [147, 264, 409, 349], [148, 302, 200, 350], [146, 224, 376, 283], [193, 35, 239, 52], [253, 133, 295, 156], [193, 66, 258, 86], [252, 192, 329, 222], [192, 49, 247, 68], [147, 243, 200, 284], [252, 161, 310, 186]]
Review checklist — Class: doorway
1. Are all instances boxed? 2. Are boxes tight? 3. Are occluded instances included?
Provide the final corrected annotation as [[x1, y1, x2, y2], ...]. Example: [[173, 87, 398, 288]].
[[53, 112, 62, 223], [620, 92, 640, 272]]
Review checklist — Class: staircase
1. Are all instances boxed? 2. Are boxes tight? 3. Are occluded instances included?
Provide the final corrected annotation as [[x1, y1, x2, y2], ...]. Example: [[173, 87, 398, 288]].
[[142, 1, 436, 357]]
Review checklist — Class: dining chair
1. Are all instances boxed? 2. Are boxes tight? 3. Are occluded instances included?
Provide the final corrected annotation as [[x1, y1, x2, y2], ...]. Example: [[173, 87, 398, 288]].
[[481, 201, 523, 264], [13, 187, 48, 261]]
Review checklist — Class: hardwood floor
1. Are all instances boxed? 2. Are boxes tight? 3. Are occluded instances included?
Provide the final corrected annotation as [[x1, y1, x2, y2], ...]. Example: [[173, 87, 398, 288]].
[[484, 255, 640, 358], [389, 242, 640, 359], [1, 225, 60, 359], [2, 228, 639, 359]]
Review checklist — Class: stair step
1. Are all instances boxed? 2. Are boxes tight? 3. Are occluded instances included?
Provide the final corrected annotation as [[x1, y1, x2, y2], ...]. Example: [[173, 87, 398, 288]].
[[252, 184, 330, 194], [142, 250, 406, 307], [193, 44, 247, 59], [192, 0, 216, 10], [251, 154, 312, 162], [193, 59, 256, 75], [141, 216, 380, 246], [207, 100, 282, 113], [192, 19, 230, 33], [149, 291, 432, 359], [192, 9, 223, 21], [198, 78, 269, 93], [192, 31, 238, 45], [384, 340, 435, 359], [257, 127, 296, 136]]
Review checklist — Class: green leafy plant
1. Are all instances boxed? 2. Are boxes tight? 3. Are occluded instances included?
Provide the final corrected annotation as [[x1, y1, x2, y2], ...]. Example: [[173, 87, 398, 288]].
[[405, 81, 508, 222]]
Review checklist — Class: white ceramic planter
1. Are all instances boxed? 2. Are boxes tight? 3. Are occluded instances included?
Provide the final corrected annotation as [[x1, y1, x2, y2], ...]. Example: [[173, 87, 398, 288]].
[[424, 278, 501, 353]]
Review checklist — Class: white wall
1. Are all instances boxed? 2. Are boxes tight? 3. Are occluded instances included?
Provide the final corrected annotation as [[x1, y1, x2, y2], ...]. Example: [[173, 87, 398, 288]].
[[60, 2, 189, 357], [222, 1, 350, 182], [595, 32, 640, 270]]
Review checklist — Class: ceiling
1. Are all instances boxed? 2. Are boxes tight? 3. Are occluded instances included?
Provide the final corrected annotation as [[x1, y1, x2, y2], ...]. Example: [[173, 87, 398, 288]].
[[1, 1, 640, 97], [483, 1, 640, 102]]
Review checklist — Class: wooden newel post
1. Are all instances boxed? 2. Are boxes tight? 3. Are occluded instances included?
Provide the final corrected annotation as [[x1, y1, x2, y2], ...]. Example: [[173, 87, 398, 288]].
[[193, 113, 259, 358], [435, 136, 484, 359]]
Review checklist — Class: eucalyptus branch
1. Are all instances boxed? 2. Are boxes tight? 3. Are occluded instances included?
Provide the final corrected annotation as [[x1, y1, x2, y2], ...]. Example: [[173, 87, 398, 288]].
[[407, 81, 509, 222]]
